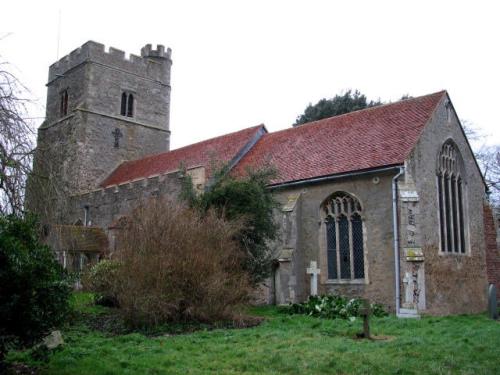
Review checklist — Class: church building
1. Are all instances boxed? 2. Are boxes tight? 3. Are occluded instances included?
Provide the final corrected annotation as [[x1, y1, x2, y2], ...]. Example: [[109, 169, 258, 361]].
[[31, 41, 499, 317]]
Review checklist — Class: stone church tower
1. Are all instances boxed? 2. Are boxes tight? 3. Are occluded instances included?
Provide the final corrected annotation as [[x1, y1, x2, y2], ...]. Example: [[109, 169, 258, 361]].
[[31, 41, 172, 221]]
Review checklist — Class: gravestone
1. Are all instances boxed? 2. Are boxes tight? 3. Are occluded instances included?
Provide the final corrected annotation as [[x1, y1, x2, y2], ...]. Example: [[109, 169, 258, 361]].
[[306, 261, 320, 296], [360, 299, 371, 339], [488, 284, 498, 320]]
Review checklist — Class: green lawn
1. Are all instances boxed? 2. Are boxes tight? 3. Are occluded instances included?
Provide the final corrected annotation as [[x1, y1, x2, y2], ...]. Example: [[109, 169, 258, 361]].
[[6, 294, 500, 375]]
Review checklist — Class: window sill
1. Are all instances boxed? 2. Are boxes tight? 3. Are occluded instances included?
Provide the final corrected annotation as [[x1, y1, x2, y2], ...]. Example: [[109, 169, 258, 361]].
[[324, 279, 366, 285], [438, 251, 470, 257]]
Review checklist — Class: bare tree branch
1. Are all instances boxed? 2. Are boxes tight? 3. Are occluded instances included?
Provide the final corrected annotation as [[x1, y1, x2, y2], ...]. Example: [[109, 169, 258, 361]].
[[0, 61, 35, 215]]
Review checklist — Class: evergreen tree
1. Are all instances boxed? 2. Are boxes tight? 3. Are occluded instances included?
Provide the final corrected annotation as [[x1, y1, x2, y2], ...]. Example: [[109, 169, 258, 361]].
[[294, 89, 382, 126]]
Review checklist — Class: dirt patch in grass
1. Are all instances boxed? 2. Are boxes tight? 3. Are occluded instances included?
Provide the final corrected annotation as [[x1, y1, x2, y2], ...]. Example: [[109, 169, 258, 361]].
[[3, 362, 39, 375], [79, 309, 265, 337]]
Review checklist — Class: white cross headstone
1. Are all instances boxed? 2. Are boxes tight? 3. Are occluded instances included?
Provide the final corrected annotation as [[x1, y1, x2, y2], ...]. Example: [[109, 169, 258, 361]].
[[306, 261, 321, 296]]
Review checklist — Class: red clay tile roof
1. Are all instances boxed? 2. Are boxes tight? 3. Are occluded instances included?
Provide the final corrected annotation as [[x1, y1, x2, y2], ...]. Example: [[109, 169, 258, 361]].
[[45, 225, 108, 253], [234, 91, 446, 185], [101, 125, 265, 187]]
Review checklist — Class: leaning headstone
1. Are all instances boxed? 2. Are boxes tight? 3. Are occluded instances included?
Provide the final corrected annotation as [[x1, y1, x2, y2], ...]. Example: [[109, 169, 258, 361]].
[[43, 330, 64, 349], [488, 284, 498, 320]]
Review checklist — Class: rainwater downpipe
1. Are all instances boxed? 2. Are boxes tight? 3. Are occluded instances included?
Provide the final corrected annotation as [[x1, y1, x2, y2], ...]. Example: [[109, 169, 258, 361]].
[[392, 166, 404, 317]]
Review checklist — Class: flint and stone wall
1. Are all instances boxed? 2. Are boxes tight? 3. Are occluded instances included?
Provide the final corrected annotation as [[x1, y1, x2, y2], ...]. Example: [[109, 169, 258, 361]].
[[68, 171, 183, 230], [35, 41, 172, 197], [269, 171, 397, 310], [267, 96, 490, 315], [406, 95, 489, 315]]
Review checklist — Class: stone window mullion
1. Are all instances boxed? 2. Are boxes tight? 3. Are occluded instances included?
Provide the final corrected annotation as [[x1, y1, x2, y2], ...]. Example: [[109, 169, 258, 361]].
[[447, 174, 455, 252], [440, 174, 448, 252]]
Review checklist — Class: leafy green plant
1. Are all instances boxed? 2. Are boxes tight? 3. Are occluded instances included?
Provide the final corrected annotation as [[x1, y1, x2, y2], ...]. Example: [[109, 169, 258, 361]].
[[182, 165, 279, 284], [81, 260, 120, 307], [282, 295, 387, 320], [0, 214, 71, 359]]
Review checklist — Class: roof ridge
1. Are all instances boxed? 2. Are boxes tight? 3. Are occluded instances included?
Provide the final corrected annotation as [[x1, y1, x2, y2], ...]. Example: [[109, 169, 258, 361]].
[[123, 124, 265, 165], [270, 90, 447, 137]]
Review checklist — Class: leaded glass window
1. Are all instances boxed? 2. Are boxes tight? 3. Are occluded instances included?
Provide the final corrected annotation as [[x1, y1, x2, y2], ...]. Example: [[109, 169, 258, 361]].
[[323, 192, 365, 280], [437, 141, 467, 253]]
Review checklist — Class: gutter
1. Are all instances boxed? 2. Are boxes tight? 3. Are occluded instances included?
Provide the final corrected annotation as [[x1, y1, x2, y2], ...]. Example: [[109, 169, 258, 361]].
[[392, 166, 405, 317], [268, 165, 403, 190]]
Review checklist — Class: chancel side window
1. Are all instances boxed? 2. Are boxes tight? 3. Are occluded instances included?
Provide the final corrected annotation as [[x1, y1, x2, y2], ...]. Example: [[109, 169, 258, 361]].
[[120, 92, 134, 117], [437, 141, 467, 254], [324, 192, 364, 280]]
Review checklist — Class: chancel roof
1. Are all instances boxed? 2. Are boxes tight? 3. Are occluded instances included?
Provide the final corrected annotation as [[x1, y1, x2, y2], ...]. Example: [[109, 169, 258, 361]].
[[235, 91, 445, 186], [101, 91, 445, 188]]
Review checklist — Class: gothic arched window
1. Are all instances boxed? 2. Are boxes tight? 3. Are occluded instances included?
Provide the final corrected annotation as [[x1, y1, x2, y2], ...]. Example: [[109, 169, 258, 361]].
[[323, 192, 364, 280], [437, 140, 466, 254]]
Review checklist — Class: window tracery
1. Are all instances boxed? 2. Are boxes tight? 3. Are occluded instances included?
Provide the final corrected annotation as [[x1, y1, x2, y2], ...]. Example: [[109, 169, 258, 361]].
[[437, 141, 466, 253], [323, 192, 364, 280]]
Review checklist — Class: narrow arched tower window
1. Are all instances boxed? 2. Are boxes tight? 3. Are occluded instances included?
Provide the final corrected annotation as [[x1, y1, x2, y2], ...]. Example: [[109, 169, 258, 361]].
[[120, 92, 127, 116], [323, 192, 364, 280], [60, 90, 68, 117], [437, 141, 466, 253], [127, 94, 134, 117], [120, 92, 135, 117]]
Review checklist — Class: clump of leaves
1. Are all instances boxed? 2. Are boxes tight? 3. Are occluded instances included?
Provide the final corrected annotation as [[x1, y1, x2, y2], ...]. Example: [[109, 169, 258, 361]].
[[81, 260, 120, 307], [181, 164, 279, 285], [282, 295, 387, 320], [0, 214, 71, 360]]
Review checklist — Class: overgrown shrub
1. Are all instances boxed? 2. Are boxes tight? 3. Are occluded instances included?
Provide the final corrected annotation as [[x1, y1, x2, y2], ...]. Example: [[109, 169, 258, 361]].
[[112, 200, 251, 327], [182, 166, 279, 284], [282, 295, 387, 320], [0, 214, 71, 359], [81, 259, 120, 307]]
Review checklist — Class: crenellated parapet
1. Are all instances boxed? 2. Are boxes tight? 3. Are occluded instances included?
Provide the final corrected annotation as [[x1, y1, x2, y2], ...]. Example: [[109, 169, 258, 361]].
[[68, 169, 184, 228], [48, 41, 172, 84]]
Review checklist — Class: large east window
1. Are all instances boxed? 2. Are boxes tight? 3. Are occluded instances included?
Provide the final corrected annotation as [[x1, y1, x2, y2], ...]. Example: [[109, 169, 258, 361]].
[[324, 192, 365, 280], [437, 140, 467, 254]]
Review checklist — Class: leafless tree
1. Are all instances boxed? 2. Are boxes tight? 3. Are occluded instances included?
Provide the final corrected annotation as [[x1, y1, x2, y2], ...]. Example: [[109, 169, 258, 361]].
[[463, 122, 500, 205], [0, 61, 35, 215], [476, 145, 500, 204]]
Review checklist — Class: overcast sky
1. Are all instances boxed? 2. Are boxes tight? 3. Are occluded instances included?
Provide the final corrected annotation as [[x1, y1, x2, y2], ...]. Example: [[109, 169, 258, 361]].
[[2, 0, 499, 149]]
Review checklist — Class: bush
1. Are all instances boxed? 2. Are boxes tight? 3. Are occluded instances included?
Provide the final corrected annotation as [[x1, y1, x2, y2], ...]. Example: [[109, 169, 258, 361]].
[[81, 259, 120, 307], [0, 214, 71, 359], [112, 200, 251, 327], [183, 166, 279, 284], [283, 295, 387, 320]]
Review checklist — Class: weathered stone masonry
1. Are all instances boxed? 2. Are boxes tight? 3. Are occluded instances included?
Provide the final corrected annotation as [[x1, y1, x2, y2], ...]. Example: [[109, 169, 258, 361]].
[[35, 41, 172, 201]]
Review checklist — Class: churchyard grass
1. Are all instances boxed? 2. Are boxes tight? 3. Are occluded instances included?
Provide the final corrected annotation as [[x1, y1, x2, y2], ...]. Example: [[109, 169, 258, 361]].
[[5, 293, 500, 375]]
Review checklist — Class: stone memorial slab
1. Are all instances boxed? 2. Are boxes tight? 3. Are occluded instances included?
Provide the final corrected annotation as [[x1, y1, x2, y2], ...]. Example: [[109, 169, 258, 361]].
[[488, 284, 498, 320]]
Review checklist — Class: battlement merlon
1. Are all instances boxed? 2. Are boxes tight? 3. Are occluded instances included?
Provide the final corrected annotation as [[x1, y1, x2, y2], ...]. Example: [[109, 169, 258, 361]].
[[141, 44, 172, 59], [48, 41, 172, 84]]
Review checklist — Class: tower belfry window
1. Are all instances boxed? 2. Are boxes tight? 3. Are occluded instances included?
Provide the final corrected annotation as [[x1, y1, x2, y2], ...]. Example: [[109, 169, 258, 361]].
[[120, 92, 134, 117], [60, 90, 68, 117]]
